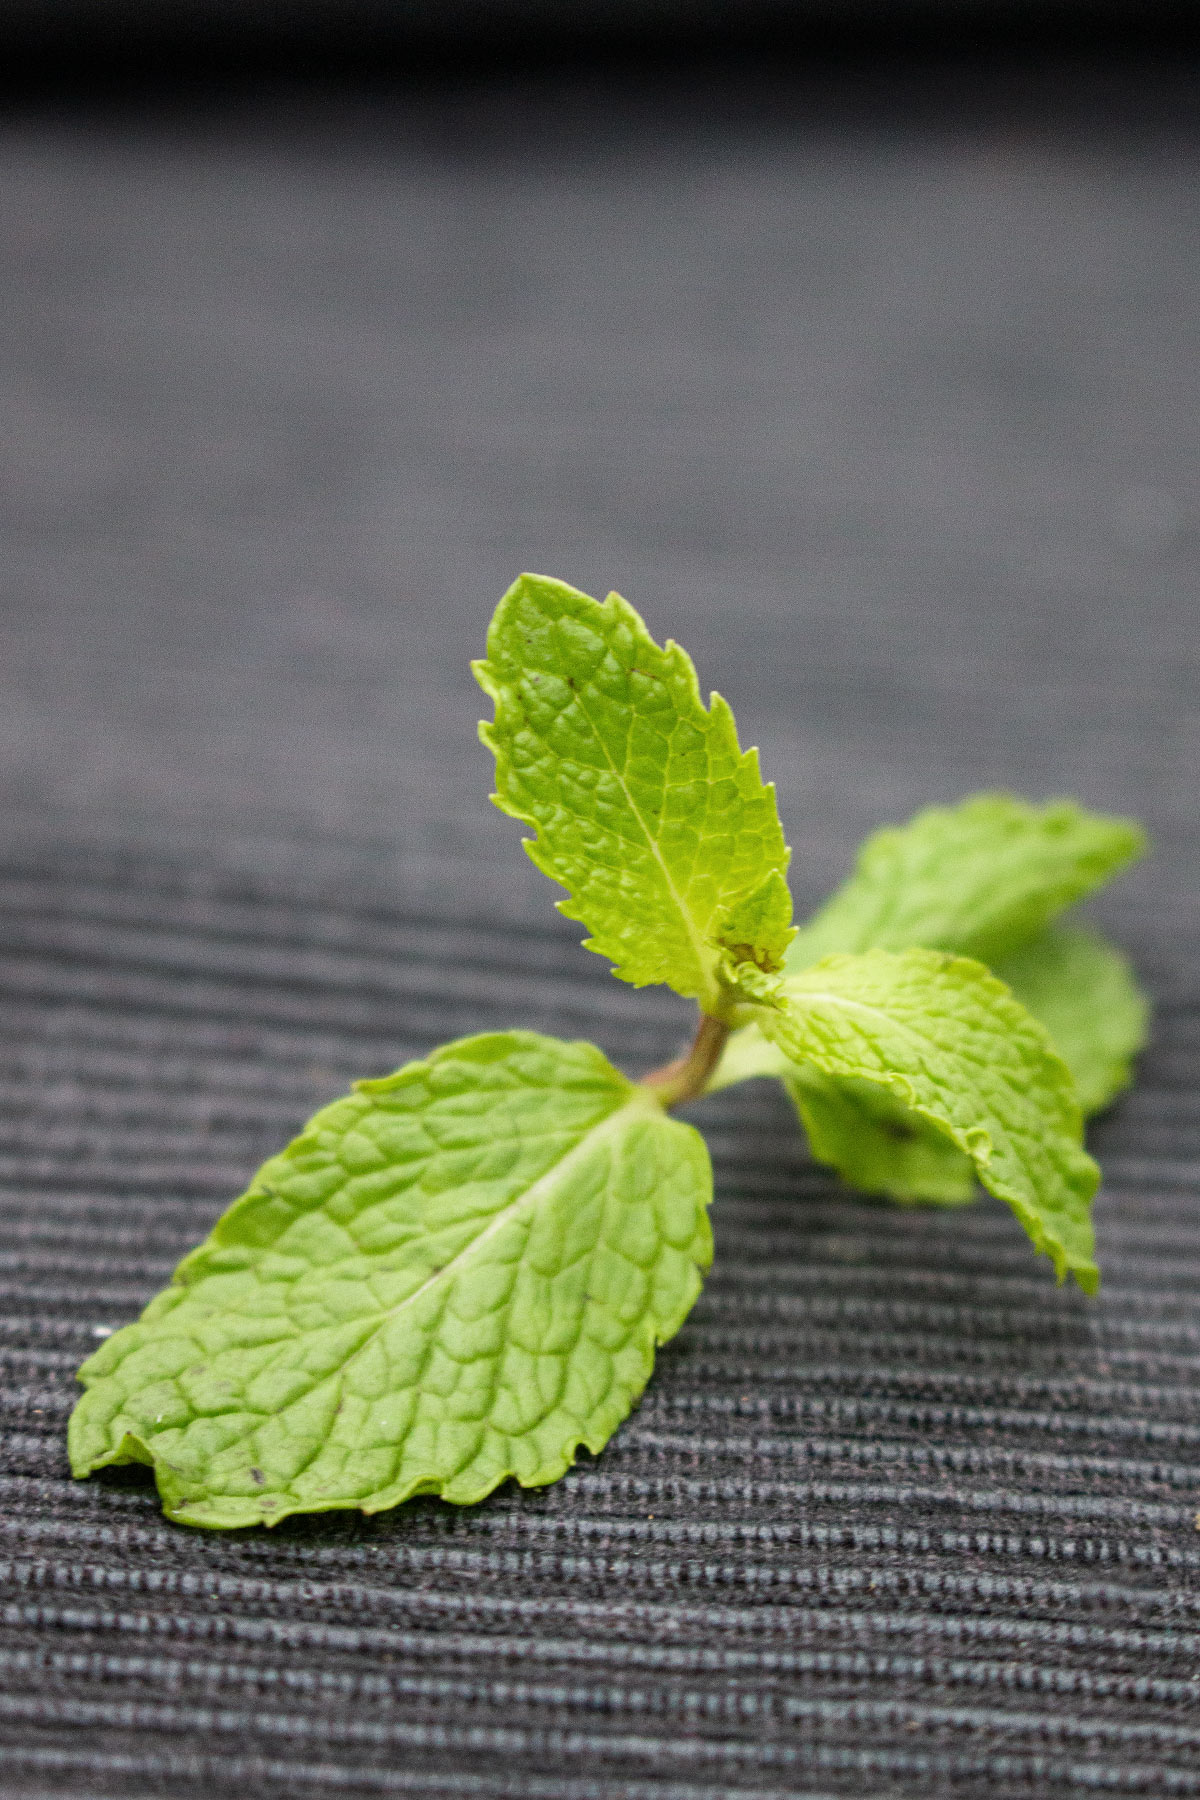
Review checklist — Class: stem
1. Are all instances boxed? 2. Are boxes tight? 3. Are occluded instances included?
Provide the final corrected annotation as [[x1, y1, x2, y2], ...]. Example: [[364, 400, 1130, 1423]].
[[641, 1012, 730, 1110]]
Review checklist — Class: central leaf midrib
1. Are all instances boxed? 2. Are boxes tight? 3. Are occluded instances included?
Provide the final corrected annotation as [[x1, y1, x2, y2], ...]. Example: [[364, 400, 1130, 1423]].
[[371, 1095, 644, 1327], [235, 1093, 656, 1431], [778, 983, 944, 1062], [761, 981, 1015, 1145], [565, 669, 713, 993]]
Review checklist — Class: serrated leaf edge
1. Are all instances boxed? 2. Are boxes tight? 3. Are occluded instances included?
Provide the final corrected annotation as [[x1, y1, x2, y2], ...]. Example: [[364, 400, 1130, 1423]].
[[748, 949, 1100, 1292], [472, 575, 790, 1012]]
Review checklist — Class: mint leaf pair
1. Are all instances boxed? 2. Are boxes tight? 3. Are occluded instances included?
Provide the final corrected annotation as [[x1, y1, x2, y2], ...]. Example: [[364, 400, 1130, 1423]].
[[70, 575, 1148, 1528], [715, 794, 1148, 1217]]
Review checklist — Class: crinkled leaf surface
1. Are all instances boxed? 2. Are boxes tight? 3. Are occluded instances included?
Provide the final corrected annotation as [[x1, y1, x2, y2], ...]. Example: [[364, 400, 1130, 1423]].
[[787, 793, 1145, 971], [70, 1031, 712, 1529], [719, 1036, 978, 1204], [746, 949, 1101, 1289], [716, 921, 1147, 1203], [713, 792, 1147, 1205], [474, 573, 793, 1010], [995, 924, 1150, 1116], [781, 923, 1146, 1202]]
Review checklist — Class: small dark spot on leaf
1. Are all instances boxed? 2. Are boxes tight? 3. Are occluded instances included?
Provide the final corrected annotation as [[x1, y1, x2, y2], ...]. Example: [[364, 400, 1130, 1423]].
[[721, 940, 780, 973], [249, 1467, 266, 1485], [881, 1121, 915, 1143]]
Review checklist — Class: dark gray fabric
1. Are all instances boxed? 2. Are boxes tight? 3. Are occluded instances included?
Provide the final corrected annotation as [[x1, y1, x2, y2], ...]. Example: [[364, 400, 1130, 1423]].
[[1, 65, 1198, 1798]]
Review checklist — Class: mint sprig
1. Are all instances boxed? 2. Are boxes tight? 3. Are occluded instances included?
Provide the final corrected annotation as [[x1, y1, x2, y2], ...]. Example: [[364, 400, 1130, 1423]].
[[70, 574, 1150, 1528]]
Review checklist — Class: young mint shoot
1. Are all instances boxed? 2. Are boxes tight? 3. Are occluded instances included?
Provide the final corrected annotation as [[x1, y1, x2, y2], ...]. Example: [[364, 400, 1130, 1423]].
[[69, 574, 1150, 1529]]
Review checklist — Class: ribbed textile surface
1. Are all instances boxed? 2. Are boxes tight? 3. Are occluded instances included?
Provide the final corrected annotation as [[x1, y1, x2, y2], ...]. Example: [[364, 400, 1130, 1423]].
[[2, 62, 1199, 1799], [1, 851, 1199, 1799]]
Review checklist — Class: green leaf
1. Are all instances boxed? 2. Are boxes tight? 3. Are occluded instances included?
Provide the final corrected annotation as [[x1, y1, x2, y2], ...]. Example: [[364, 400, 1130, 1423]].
[[783, 1068, 978, 1206], [711, 792, 1148, 1204], [744, 948, 1101, 1290], [474, 573, 794, 1012], [716, 922, 1149, 1204], [995, 924, 1150, 1115], [788, 793, 1145, 970], [69, 1031, 712, 1529]]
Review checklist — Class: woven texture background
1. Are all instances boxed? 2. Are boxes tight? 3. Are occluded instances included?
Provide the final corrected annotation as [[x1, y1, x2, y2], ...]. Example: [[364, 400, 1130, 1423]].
[[1, 63, 1199, 1798]]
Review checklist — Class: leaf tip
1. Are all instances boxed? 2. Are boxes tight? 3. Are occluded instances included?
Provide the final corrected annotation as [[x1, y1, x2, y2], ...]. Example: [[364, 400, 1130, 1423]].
[[1068, 1260, 1101, 1297]]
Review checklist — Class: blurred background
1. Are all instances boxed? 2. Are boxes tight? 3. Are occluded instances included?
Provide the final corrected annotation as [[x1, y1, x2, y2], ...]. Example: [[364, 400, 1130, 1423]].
[[2, 12, 1200, 1799], [2, 4, 1196, 951]]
